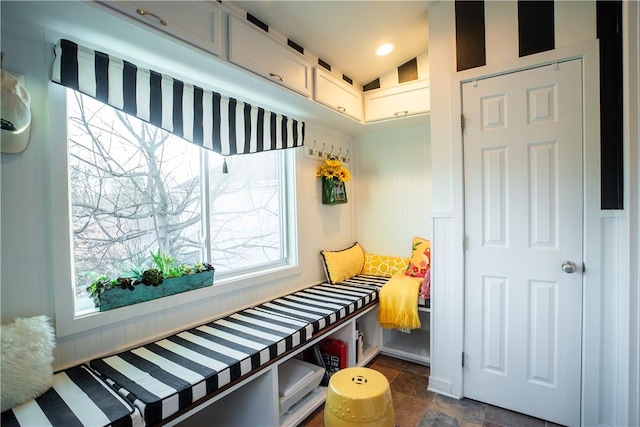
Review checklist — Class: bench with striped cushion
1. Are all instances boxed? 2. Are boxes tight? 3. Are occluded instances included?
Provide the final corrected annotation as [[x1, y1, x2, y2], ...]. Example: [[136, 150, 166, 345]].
[[1, 365, 144, 427], [254, 275, 386, 335], [89, 306, 314, 426], [88, 276, 384, 426]]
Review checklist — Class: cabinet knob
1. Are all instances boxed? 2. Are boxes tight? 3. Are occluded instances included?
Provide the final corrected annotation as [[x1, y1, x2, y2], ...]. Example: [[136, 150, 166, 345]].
[[394, 110, 409, 116], [337, 106, 346, 113], [136, 9, 168, 26], [269, 73, 284, 82]]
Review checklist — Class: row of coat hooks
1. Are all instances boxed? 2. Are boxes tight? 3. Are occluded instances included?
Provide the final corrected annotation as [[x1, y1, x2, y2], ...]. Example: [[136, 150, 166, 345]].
[[306, 140, 350, 163]]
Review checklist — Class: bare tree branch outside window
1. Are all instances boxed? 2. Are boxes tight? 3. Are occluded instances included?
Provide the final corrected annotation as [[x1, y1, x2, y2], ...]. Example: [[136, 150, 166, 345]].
[[67, 91, 285, 311]]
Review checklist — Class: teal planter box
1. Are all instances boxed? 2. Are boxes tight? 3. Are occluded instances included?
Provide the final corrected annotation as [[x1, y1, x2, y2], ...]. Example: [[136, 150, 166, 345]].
[[98, 270, 214, 311]]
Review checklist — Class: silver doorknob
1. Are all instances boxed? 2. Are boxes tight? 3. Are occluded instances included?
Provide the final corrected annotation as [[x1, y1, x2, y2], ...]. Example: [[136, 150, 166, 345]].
[[562, 261, 577, 274]]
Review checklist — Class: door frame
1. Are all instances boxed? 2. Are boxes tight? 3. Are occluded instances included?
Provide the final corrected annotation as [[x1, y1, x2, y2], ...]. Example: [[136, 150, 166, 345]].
[[446, 40, 601, 424]]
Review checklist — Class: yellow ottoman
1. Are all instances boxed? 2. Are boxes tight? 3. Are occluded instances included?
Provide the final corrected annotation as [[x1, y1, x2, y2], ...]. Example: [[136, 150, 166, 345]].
[[324, 367, 394, 427]]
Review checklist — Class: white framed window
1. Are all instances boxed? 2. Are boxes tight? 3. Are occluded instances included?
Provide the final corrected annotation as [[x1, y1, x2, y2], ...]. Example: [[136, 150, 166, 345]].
[[52, 86, 299, 336]]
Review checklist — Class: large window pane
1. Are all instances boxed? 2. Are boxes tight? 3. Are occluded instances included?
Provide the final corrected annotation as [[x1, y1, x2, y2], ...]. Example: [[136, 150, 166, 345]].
[[67, 90, 289, 314], [207, 151, 284, 273], [68, 91, 203, 311]]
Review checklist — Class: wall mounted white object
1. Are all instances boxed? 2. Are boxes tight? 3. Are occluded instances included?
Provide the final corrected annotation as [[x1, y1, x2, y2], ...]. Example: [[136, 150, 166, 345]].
[[1, 68, 31, 154]]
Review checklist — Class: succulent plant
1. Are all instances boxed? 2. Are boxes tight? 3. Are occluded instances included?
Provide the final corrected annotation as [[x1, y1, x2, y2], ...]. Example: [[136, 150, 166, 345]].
[[194, 262, 214, 273], [141, 268, 164, 287], [117, 277, 134, 291], [87, 249, 216, 309]]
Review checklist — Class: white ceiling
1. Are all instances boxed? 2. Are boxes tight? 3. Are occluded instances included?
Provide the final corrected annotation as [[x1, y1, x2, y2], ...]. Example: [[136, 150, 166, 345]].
[[228, 1, 433, 87]]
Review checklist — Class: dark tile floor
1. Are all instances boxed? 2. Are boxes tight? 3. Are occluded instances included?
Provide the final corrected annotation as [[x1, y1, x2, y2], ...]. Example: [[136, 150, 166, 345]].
[[299, 354, 564, 427]]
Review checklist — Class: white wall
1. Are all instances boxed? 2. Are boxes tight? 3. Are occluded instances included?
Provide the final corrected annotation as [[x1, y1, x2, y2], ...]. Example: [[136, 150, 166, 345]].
[[428, 1, 638, 425], [0, 3, 357, 370], [353, 122, 431, 256], [427, 1, 462, 399], [377, 52, 430, 90]]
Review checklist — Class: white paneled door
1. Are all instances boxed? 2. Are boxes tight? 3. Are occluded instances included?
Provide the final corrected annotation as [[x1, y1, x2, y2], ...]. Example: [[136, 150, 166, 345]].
[[462, 59, 583, 426]]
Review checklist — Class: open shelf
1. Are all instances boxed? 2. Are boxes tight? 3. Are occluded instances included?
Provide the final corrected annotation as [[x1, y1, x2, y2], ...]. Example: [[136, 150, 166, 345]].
[[174, 303, 387, 427], [381, 328, 430, 365], [279, 386, 327, 427], [177, 369, 277, 427], [380, 307, 430, 366], [355, 305, 382, 366], [358, 345, 381, 367]]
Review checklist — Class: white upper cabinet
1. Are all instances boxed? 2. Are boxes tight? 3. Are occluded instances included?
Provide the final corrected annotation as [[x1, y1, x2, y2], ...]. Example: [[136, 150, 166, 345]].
[[98, 1, 224, 57], [364, 80, 430, 122], [228, 15, 312, 98], [314, 67, 363, 121]]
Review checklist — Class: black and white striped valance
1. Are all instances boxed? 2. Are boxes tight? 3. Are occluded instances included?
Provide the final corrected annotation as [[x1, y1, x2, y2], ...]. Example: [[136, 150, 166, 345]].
[[51, 39, 304, 156]]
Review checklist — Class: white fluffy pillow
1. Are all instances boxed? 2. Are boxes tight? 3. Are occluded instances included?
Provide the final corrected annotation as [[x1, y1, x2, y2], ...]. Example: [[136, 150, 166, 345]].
[[1, 315, 56, 412]]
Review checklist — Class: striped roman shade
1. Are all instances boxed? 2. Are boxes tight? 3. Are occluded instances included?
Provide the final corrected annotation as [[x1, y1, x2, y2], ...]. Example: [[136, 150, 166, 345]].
[[51, 39, 304, 156]]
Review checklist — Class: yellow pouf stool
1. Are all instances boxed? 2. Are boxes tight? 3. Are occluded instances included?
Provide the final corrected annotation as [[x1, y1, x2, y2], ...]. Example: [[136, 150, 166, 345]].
[[324, 367, 394, 427]]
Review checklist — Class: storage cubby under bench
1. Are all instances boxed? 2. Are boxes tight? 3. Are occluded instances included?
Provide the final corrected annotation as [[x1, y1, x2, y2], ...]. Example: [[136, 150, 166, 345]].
[[4, 275, 413, 427]]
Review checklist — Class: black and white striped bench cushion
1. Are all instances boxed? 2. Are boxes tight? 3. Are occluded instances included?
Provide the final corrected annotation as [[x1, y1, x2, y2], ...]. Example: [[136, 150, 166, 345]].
[[89, 306, 313, 426], [340, 274, 390, 289], [88, 276, 385, 426], [253, 275, 385, 335], [1, 365, 143, 427]]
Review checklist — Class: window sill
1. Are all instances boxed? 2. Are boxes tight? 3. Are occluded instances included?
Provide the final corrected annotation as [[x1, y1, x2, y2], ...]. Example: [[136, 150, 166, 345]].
[[56, 263, 301, 338]]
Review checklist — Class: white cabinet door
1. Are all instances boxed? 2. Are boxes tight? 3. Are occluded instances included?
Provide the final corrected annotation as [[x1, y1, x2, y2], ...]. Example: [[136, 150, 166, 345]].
[[314, 68, 363, 121], [228, 15, 312, 98], [98, 1, 223, 57], [364, 80, 430, 122]]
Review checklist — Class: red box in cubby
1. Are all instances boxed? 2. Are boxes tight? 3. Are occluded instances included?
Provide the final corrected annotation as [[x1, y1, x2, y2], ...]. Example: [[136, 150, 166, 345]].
[[319, 338, 347, 374]]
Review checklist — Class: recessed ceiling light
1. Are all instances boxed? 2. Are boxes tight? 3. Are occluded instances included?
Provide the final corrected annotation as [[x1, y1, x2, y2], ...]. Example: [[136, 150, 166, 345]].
[[375, 42, 395, 56]]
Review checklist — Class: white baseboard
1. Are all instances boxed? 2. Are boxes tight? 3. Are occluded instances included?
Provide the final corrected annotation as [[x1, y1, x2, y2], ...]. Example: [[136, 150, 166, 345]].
[[427, 376, 461, 399]]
